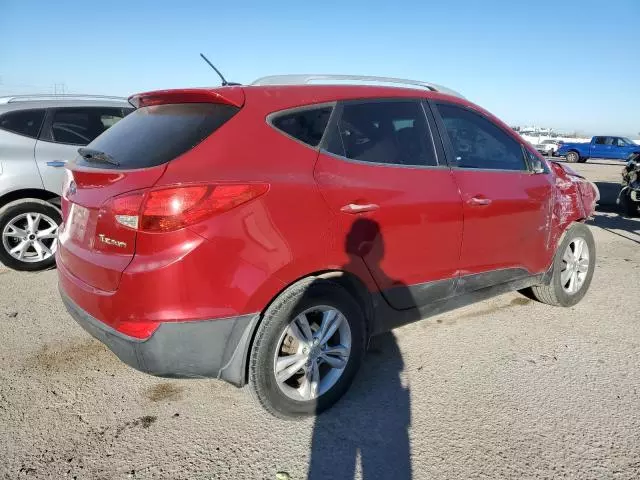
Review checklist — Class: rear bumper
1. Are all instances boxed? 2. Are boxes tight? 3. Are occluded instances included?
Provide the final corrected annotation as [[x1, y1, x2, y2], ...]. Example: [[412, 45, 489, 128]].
[[60, 289, 259, 386]]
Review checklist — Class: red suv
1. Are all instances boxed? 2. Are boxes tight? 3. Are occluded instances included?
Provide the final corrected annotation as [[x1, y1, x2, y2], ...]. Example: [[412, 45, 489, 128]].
[[58, 75, 599, 418]]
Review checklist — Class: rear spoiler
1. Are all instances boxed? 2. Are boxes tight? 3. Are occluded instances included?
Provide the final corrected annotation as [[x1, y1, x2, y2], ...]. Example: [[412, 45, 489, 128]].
[[128, 87, 245, 109]]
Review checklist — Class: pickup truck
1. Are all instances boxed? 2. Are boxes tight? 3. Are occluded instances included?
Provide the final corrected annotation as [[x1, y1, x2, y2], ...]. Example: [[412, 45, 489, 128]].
[[557, 136, 640, 163]]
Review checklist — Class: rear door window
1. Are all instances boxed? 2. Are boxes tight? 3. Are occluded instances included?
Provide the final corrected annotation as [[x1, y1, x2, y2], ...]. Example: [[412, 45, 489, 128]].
[[271, 106, 332, 147], [49, 107, 127, 146], [324, 100, 438, 167], [0, 109, 46, 138], [81, 103, 238, 169], [436, 103, 526, 171]]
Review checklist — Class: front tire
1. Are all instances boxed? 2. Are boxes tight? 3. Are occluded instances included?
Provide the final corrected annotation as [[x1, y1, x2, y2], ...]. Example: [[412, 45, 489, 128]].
[[248, 278, 366, 419], [565, 151, 580, 163], [528, 223, 595, 307], [0, 199, 61, 272]]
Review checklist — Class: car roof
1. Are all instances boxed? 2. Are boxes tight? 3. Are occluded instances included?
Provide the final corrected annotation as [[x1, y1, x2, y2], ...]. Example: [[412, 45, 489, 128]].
[[0, 95, 131, 113], [251, 74, 465, 99]]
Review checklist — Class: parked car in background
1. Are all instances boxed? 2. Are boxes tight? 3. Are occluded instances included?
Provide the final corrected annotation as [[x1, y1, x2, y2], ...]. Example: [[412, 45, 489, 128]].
[[0, 95, 132, 271], [57, 75, 599, 419], [557, 136, 640, 163], [534, 139, 561, 157]]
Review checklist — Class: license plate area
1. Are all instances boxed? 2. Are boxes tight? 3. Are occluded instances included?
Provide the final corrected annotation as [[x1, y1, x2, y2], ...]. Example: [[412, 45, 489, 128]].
[[67, 203, 90, 243]]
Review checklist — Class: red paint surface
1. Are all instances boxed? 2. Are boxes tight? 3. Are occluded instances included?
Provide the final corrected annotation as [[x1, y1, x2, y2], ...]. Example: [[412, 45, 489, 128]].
[[57, 85, 597, 339]]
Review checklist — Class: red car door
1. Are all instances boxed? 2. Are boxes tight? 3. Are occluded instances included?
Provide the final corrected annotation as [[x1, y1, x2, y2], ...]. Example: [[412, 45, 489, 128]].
[[432, 102, 553, 284], [314, 99, 464, 309]]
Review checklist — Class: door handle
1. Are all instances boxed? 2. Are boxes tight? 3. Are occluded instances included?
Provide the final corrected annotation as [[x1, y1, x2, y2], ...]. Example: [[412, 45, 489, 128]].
[[468, 196, 492, 206], [340, 203, 380, 214], [46, 161, 67, 167]]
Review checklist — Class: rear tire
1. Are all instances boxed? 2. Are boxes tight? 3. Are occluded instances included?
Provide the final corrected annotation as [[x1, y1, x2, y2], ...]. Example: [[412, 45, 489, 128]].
[[248, 278, 366, 419], [0, 199, 61, 272], [565, 151, 580, 163], [527, 223, 595, 307]]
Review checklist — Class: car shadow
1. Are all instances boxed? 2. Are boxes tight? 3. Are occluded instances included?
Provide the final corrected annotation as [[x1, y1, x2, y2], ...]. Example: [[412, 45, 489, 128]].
[[589, 181, 640, 244], [308, 218, 416, 480], [593, 181, 622, 211]]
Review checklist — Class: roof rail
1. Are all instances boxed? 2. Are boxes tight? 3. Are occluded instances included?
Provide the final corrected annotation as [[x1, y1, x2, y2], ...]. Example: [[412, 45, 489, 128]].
[[0, 94, 127, 104], [251, 74, 464, 99]]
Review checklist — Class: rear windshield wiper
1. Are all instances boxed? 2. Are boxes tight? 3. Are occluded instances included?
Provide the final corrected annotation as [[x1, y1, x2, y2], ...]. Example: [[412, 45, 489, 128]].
[[77, 147, 120, 166]]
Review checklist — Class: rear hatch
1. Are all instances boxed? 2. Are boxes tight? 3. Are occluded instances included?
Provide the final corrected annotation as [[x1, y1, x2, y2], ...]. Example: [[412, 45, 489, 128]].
[[58, 88, 244, 291]]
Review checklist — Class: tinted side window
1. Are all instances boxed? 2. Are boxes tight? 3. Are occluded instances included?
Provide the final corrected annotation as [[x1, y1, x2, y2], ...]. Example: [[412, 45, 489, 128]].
[[325, 100, 437, 167], [50, 107, 126, 146], [272, 106, 332, 147], [436, 103, 526, 171], [0, 109, 46, 138], [594, 137, 606, 145]]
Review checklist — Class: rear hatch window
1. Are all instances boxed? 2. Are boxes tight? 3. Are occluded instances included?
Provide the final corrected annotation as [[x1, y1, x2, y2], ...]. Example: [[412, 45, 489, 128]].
[[78, 103, 238, 169], [59, 101, 239, 291]]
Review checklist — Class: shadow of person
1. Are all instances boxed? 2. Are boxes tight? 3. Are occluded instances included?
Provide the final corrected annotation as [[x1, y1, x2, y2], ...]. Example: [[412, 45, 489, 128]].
[[308, 218, 415, 480]]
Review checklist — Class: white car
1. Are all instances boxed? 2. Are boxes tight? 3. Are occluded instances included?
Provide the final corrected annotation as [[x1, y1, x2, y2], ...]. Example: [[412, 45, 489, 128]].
[[0, 94, 132, 271], [534, 139, 560, 157]]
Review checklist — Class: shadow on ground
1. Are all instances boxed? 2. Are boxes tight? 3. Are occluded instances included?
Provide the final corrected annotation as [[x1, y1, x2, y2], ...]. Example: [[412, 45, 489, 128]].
[[308, 332, 411, 479], [589, 181, 640, 244]]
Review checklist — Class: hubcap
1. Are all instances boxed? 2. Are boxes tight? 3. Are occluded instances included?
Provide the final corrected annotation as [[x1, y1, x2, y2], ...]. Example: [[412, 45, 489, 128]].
[[273, 306, 351, 402], [560, 237, 589, 294], [2, 213, 59, 263]]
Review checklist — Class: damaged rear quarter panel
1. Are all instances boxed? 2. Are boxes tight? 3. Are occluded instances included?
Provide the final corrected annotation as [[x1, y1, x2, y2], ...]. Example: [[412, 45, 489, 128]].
[[547, 161, 596, 250]]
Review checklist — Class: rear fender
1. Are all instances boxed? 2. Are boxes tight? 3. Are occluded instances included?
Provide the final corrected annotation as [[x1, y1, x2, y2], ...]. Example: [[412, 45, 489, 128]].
[[242, 249, 378, 315]]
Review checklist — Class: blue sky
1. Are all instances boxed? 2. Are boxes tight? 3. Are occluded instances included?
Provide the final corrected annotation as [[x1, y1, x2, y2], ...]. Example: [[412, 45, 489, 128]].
[[1, 0, 638, 135]]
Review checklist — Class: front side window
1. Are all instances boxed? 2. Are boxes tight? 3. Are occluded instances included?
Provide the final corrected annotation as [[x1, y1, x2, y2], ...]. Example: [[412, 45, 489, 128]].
[[325, 100, 437, 167], [0, 109, 46, 138], [50, 107, 126, 146], [436, 103, 526, 171], [271, 106, 332, 147]]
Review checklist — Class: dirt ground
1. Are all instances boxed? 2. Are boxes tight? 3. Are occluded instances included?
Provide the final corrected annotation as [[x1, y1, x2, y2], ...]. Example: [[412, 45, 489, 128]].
[[1, 160, 639, 480]]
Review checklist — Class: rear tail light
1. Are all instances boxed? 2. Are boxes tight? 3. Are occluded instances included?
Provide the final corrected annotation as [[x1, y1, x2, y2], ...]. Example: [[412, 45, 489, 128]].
[[106, 184, 269, 232], [112, 192, 145, 230]]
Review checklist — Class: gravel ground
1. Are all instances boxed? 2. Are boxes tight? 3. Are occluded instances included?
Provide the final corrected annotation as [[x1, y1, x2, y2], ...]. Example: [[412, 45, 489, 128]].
[[1, 160, 639, 480]]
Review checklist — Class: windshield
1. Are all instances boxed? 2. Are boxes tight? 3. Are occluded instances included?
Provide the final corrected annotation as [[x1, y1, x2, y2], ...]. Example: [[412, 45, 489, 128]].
[[621, 137, 636, 145]]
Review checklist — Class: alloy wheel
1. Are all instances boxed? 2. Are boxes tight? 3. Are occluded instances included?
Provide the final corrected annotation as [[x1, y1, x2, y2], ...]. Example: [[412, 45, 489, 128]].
[[273, 306, 351, 401], [560, 237, 589, 294], [2, 212, 59, 263]]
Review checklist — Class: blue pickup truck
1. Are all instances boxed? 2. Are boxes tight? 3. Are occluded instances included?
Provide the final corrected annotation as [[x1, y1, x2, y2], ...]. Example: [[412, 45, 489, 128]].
[[557, 136, 639, 163]]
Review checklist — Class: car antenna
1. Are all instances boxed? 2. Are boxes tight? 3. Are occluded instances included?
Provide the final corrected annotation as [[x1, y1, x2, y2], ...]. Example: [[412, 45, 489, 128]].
[[199, 53, 241, 86]]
